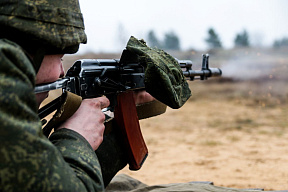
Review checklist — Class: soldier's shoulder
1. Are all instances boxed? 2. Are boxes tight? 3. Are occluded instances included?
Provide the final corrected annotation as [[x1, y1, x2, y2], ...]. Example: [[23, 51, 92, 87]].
[[0, 38, 35, 76], [0, 38, 31, 63], [0, 38, 24, 53]]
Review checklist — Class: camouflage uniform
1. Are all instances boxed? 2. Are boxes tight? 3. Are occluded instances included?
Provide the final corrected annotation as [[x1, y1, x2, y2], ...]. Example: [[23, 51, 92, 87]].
[[0, 1, 104, 191]]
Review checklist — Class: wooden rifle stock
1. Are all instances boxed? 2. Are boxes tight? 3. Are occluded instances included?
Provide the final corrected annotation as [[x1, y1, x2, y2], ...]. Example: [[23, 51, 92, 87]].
[[114, 91, 148, 170]]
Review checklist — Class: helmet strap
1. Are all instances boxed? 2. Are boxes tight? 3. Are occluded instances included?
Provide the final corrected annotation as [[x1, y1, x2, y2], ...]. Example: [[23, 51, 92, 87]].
[[32, 47, 45, 73]]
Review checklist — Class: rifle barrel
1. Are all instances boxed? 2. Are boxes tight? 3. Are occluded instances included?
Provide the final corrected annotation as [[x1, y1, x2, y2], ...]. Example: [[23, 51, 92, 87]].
[[182, 68, 222, 79], [34, 78, 70, 93]]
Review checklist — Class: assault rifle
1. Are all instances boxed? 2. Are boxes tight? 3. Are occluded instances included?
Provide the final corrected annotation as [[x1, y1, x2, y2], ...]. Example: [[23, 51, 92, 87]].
[[35, 52, 221, 170]]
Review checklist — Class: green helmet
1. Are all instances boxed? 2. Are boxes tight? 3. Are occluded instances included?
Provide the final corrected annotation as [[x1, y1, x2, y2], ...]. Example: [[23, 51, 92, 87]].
[[0, 0, 87, 55]]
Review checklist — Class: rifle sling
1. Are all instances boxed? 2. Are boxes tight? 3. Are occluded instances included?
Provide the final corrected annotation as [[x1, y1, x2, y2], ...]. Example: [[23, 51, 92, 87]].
[[42, 91, 82, 137], [136, 100, 167, 120]]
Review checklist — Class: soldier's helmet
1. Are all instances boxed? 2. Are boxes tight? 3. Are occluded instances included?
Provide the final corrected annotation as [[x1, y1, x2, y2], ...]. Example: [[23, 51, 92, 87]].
[[0, 0, 87, 55]]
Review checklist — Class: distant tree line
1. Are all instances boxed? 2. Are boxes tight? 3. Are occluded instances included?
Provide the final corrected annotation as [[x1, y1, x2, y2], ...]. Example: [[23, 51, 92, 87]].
[[205, 28, 250, 49], [205, 28, 288, 49], [145, 27, 287, 51], [147, 30, 180, 50], [205, 28, 222, 48], [273, 37, 288, 48]]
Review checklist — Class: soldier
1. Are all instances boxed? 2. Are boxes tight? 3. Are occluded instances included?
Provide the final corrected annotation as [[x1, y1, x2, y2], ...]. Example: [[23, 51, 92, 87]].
[[0, 0, 158, 191], [0, 0, 110, 191], [0, 1, 266, 191]]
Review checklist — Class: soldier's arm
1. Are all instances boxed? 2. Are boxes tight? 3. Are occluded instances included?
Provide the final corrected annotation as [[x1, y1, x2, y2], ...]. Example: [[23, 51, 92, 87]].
[[0, 40, 104, 191]]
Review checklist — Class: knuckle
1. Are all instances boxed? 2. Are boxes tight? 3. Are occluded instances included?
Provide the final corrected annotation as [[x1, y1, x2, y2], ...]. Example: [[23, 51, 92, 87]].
[[83, 97, 110, 109], [96, 127, 104, 142], [99, 112, 106, 122], [98, 97, 110, 107], [84, 99, 101, 108], [97, 136, 103, 145], [92, 100, 102, 108], [98, 123, 105, 135], [104, 97, 110, 106]]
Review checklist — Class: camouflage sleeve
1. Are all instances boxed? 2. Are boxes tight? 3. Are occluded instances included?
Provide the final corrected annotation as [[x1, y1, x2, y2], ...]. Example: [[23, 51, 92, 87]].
[[0, 39, 104, 192], [49, 128, 104, 191]]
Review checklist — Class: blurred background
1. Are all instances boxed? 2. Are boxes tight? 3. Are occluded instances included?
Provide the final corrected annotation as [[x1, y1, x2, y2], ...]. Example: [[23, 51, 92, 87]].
[[61, 0, 288, 190], [77, 0, 288, 53]]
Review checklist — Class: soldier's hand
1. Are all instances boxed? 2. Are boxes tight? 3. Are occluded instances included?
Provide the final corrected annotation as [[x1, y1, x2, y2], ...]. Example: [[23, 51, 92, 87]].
[[57, 96, 110, 150]]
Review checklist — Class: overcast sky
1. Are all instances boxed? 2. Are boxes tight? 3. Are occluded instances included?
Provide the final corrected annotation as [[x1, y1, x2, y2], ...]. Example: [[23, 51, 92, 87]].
[[77, 0, 288, 53]]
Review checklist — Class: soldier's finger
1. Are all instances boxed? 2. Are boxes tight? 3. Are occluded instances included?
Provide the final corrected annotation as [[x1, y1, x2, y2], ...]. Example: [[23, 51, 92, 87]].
[[96, 96, 110, 109]]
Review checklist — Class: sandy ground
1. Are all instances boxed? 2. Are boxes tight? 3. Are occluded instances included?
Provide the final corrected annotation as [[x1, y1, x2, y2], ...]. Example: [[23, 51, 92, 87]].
[[118, 97, 288, 190]]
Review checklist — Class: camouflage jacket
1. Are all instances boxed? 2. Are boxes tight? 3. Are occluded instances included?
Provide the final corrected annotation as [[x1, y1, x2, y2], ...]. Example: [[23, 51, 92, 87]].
[[0, 39, 104, 191]]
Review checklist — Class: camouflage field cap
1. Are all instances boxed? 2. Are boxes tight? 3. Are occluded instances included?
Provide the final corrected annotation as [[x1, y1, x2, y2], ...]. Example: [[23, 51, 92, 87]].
[[126, 36, 191, 109], [0, 0, 87, 54]]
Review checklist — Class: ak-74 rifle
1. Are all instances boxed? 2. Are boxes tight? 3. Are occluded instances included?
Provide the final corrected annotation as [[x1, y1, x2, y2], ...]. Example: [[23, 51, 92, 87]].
[[35, 51, 222, 171]]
